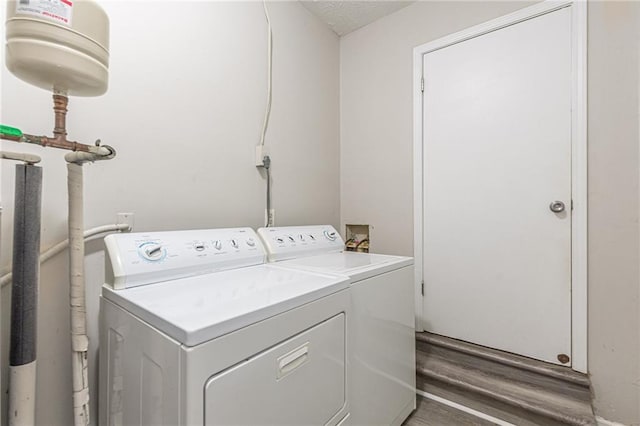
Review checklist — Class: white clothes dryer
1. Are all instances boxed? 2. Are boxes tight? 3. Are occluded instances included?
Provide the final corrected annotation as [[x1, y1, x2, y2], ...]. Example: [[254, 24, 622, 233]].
[[99, 227, 351, 426], [257, 225, 416, 426]]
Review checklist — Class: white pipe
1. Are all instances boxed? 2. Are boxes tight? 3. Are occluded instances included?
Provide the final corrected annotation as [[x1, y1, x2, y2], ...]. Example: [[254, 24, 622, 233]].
[[0, 145, 118, 424], [1, 151, 42, 164], [64, 145, 114, 164], [67, 162, 91, 426], [8, 362, 36, 426], [0, 224, 130, 289]]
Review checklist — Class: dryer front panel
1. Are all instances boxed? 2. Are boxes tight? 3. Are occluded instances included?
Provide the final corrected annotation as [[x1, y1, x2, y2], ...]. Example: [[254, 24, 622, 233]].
[[204, 313, 346, 425]]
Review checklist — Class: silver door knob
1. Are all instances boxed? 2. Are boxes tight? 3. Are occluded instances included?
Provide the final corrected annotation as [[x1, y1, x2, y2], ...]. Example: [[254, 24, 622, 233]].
[[549, 201, 565, 213]]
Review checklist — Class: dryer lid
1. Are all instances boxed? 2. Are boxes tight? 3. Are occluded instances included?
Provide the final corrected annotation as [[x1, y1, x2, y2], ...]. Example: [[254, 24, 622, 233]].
[[102, 264, 349, 346]]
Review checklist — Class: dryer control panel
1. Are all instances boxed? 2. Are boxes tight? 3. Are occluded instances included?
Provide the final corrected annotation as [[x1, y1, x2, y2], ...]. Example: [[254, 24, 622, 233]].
[[105, 228, 265, 290], [257, 225, 345, 262]]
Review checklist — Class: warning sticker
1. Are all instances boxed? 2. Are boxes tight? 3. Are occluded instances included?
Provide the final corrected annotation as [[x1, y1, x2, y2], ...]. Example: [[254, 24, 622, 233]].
[[16, 0, 73, 27]]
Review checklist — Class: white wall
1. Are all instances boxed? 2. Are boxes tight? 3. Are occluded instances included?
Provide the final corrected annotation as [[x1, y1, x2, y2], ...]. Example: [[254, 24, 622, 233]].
[[0, 1, 340, 423], [587, 2, 640, 423], [340, 1, 640, 424]]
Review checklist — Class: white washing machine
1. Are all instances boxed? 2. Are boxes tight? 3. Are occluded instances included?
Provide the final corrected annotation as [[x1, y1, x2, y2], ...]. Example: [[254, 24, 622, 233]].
[[99, 227, 351, 426], [257, 225, 416, 426]]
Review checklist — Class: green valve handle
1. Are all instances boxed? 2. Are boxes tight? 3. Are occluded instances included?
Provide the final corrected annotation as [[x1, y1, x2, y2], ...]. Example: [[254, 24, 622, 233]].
[[0, 124, 23, 137]]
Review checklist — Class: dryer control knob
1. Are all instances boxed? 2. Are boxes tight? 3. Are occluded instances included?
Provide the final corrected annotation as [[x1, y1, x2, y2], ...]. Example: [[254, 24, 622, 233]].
[[214, 240, 222, 250], [246, 238, 256, 247], [323, 231, 337, 241], [230, 239, 239, 249], [139, 243, 164, 261]]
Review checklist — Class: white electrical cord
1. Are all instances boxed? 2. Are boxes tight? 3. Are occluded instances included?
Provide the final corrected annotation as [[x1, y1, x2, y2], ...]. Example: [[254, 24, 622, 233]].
[[0, 223, 130, 289], [260, 0, 273, 147], [260, 0, 274, 227]]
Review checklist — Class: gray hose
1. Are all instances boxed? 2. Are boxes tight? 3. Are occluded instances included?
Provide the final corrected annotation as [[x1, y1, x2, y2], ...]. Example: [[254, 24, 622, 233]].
[[264, 155, 271, 227]]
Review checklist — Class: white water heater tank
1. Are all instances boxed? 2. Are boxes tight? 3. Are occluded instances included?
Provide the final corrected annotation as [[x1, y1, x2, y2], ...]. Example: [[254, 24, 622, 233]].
[[5, 0, 109, 96]]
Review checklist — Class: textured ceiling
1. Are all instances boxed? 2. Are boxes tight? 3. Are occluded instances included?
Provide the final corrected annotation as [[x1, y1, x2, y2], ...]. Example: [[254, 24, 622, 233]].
[[299, 1, 415, 36]]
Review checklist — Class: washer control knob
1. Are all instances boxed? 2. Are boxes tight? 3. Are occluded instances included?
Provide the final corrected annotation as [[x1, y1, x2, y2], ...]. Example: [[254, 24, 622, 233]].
[[323, 230, 337, 241], [298, 234, 305, 241], [288, 235, 295, 242], [139, 243, 164, 261], [230, 239, 239, 249], [214, 240, 222, 250], [246, 238, 256, 247], [194, 242, 206, 251], [276, 237, 284, 244], [309, 234, 316, 241]]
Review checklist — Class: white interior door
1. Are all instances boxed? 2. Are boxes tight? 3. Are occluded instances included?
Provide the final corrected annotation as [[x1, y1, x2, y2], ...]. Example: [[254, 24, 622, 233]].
[[422, 7, 572, 365]]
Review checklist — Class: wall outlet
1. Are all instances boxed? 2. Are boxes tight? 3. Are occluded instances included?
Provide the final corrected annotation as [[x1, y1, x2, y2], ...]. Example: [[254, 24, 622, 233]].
[[117, 212, 135, 231], [255, 145, 270, 167], [265, 209, 275, 227]]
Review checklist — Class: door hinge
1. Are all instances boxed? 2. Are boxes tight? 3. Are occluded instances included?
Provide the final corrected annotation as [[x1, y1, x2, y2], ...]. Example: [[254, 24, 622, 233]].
[[421, 280, 424, 296], [421, 77, 424, 93]]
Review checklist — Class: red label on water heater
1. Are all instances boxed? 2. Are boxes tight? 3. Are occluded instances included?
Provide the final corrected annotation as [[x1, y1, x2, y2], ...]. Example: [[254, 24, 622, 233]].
[[15, 0, 73, 26]]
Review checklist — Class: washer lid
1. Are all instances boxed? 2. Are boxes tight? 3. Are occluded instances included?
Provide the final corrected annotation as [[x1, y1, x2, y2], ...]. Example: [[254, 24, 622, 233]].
[[102, 264, 349, 346], [278, 252, 413, 282]]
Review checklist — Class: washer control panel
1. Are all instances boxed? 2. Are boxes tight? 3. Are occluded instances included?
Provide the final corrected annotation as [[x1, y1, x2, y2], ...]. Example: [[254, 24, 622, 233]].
[[257, 225, 344, 262], [105, 228, 265, 290]]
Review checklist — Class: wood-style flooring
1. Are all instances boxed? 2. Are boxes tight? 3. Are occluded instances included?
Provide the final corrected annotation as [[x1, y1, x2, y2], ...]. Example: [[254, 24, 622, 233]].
[[413, 332, 595, 425], [403, 395, 498, 426]]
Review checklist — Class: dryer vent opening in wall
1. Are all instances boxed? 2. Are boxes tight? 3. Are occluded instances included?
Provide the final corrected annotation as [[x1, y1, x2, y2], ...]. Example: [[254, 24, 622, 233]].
[[345, 224, 369, 253]]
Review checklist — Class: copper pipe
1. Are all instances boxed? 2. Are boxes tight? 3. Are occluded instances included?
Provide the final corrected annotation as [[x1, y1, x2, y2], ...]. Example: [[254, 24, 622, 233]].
[[24, 135, 86, 152], [0, 94, 110, 156], [1, 134, 22, 143], [53, 94, 68, 138]]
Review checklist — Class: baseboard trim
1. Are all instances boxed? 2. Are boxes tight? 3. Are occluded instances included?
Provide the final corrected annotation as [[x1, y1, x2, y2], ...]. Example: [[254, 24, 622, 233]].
[[417, 332, 590, 387], [417, 389, 516, 426]]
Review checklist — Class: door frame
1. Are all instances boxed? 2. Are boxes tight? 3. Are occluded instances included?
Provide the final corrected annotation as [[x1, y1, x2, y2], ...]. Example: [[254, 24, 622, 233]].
[[412, 0, 587, 373]]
